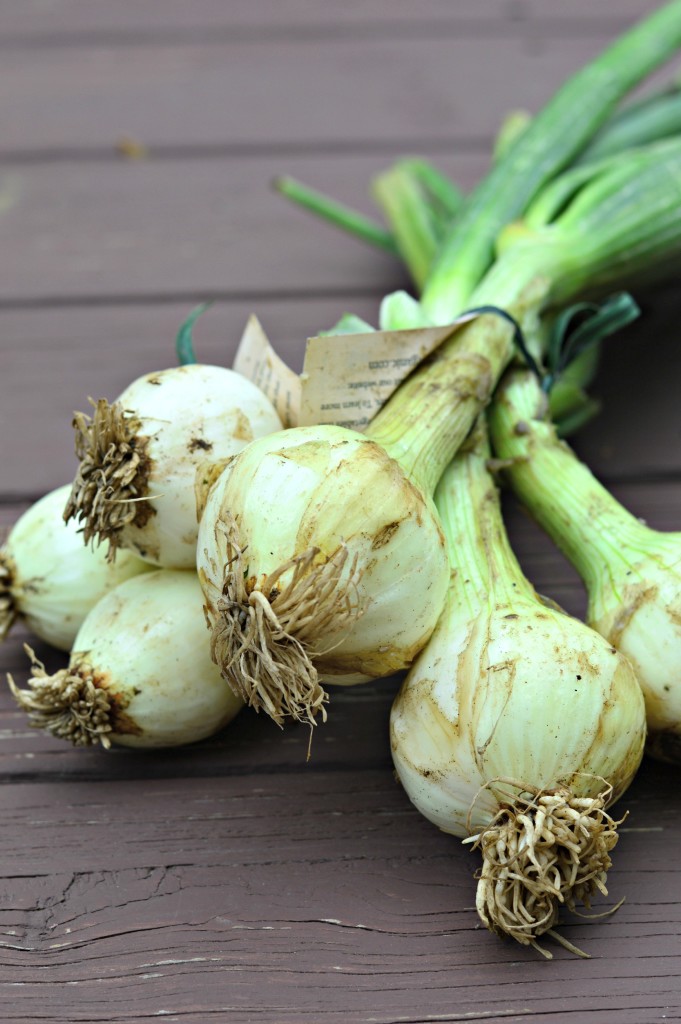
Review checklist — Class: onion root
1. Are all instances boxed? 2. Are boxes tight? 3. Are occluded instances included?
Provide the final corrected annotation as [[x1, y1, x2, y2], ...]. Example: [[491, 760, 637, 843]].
[[7, 645, 113, 748], [203, 513, 364, 727], [0, 552, 16, 641], [465, 780, 622, 958], [64, 398, 153, 560]]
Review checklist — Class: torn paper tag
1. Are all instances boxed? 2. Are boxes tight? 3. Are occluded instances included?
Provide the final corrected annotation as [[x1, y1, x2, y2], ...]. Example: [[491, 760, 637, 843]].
[[233, 314, 301, 428], [298, 312, 481, 431]]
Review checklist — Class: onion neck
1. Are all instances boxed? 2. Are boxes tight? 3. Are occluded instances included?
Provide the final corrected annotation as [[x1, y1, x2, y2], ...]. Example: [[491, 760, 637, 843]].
[[488, 368, 649, 595], [435, 420, 536, 612], [365, 235, 557, 496], [365, 319, 510, 495]]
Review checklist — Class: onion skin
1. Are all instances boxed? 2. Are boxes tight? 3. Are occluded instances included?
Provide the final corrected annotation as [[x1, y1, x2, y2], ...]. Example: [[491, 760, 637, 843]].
[[586, 533, 681, 760], [0, 484, 150, 651], [390, 590, 645, 838]]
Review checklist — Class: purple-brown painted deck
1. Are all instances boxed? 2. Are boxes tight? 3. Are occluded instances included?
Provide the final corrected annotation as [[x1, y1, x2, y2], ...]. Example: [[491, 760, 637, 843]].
[[1, 3, 681, 1021]]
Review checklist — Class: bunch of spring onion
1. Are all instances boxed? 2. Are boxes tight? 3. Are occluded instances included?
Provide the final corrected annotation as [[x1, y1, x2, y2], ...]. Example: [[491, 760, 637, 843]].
[[205, 135, 681, 734], [269, 7, 681, 949], [0, 484, 150, 651], [64, 311, 283, 568], [286, 167, 679, 952], [8, 569, 243, 749], [6, 309, 282, 751], [196, 4, 681, 736], [284, 62, 681, 742], [365, 117, 681, 765]]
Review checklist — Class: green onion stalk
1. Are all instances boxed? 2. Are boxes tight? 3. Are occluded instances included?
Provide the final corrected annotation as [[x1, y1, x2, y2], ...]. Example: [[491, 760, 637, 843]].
[[417, 0, 681, 326]]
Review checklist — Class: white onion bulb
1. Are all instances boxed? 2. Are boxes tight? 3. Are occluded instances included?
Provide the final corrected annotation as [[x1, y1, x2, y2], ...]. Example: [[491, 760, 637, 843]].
[[8, 570, 243, 748], [0, 484, 149, 651], [390, 426, 646, 957], [197, 423, 450, 726], [64, 364, 283, 568]]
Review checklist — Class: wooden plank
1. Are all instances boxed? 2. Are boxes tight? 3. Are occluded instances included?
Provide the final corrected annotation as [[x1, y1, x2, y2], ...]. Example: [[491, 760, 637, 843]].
[[0, 154, 481, 305], [1, 32, 671, 154], [0, 761, 679, 1023], [2, 282, 681, 499], [0, 0, 664, 41]]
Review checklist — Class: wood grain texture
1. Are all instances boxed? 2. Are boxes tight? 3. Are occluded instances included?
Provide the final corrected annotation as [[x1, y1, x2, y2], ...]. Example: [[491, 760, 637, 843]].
[[0, 0, 666, 41], [0, 742, 679, 1023], [2, 33, 674, 155], [0, 154, 443, 303]]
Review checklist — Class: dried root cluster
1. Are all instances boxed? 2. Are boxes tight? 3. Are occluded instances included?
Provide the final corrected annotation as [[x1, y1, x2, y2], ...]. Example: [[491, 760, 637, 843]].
[[205, 513, 363, 728], [64, 398, 152, 559], [8, 645, 113, 748], [0, 553, 15, 642], [468, 782, 621, 959]]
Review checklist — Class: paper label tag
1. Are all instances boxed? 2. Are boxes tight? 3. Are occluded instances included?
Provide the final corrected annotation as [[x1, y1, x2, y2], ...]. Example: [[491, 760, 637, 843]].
[[298, 312, 481, 431], [233, 310, 488, 433], [233, 314, 301, 428]]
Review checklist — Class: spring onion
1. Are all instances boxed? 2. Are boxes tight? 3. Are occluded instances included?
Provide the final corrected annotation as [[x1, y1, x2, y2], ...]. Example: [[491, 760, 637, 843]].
[[64, 363, 282, 568], [197, 421, 451, 727], [8, 569, 242, 748], [0, 485, 150, 651], [489, 366, 681, 764], [390, 422, 646, 958]]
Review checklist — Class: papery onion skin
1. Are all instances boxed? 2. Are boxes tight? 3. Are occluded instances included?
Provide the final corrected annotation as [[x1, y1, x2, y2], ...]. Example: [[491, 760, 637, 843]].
[[197, 425, 450, 700], [0, 484, 150, 651], [65, 364, 283, 569], [9, 570, 243, 748]]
